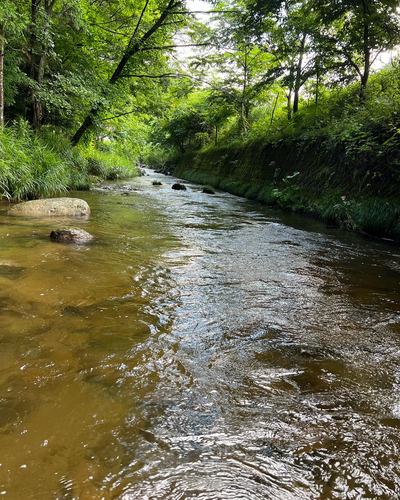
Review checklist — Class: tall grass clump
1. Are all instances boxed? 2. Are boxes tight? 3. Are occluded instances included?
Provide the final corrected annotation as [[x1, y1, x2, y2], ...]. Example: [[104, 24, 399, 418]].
[[0, 121, 71, 200], [39, 126, 90, 190], [81, 139, 139, 180], [0, 122, 140, 201]]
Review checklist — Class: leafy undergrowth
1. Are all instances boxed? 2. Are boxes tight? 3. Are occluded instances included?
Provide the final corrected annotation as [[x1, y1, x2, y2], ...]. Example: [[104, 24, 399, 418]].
[[0, 122, 139, 201]]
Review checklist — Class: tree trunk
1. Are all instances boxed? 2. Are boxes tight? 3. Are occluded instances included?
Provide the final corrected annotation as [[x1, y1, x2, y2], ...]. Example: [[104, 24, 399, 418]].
[[34, 0, 57, 131], [293, 34, 306, 114], [287, 89, 292, 120], [360, 24, 370, 98], [27, 0, 38, 124], [315, 63, 320, 106], [0, 32, 4, 127], [270, 93, 279, 125], [28, 0, 57, 131], [71, 0, 178, 146], [239, 50, 248, 137], [33, 45, 48, 131], [240, 101, 247, 137], [360, 0, 370, 99]]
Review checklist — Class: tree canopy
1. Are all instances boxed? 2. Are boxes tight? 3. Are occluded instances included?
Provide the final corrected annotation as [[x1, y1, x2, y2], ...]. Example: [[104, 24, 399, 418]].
[[1, 0, 400, 146]]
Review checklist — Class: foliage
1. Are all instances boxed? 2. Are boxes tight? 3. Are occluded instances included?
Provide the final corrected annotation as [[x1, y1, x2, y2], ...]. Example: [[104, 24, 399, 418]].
[[0, 121, 138, 200], [0, 121, 70, 200], [82, 143, 138, 181]]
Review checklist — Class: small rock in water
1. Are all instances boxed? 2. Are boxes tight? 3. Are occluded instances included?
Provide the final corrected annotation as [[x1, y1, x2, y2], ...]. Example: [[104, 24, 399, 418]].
[[152, 181, 162, 186], [172, 183, 187, 191], [202, 186, 215, 194], [50, 228, 93, 243]]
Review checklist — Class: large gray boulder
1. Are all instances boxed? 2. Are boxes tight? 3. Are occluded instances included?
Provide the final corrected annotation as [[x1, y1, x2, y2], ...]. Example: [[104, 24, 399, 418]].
[[9, 198, 90, 217], [50, 228, 93, 243]]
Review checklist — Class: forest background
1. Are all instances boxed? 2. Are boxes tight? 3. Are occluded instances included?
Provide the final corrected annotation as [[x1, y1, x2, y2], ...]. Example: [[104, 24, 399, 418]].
[[1, 0, 400, 238]]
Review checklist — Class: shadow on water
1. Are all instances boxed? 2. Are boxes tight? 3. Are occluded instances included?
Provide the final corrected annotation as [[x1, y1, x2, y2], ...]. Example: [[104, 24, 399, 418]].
[[0, 171, 399, 499]]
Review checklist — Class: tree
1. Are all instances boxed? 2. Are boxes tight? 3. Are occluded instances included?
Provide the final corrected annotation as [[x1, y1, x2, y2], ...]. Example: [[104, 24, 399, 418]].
[[188, 3, 275, 136], [314, 0, 400, 95], [70, 0, 189, 145], [0, 0, 27, 127], [241, 0, 327, 118]]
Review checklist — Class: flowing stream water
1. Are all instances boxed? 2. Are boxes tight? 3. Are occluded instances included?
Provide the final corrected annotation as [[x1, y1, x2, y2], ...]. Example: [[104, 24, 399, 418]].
[[0, 170, 399, 499]]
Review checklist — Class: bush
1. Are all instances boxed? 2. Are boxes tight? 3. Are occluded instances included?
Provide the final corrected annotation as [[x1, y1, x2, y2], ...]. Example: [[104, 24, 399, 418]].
[[0, 122, 70, 200], [0, 122, 139, 201], [81, 142, 138, 180]]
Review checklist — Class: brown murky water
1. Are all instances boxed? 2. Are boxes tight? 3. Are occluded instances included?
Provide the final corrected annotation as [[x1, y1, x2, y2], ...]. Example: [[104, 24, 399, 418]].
[[0, 170, 399, 499]]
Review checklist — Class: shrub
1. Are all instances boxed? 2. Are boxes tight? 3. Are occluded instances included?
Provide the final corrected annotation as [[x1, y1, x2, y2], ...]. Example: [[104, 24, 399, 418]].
[[81, 142, 138, 180], [0, 122, 70, 200], [0, 122, 139, 201]]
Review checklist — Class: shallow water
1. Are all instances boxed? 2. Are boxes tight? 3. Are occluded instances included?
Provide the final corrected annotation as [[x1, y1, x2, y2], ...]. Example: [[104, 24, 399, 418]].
[[0, 171, 399, 499]]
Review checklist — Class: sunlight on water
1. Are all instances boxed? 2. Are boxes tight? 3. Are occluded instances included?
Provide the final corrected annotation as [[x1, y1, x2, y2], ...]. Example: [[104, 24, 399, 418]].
[[0, 171, 399, 499]]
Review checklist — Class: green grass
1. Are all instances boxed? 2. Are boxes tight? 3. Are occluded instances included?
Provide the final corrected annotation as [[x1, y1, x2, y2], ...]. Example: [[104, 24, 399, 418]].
[[176, 163, 400, 239], [0, 122, 139, 201]]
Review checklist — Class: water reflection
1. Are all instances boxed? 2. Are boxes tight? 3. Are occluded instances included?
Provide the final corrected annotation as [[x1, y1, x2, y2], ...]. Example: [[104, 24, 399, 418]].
[[0, 173, 399, 499]]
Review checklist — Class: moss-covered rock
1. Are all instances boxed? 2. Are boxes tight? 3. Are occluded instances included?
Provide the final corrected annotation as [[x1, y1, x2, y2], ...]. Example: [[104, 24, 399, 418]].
[[9, 198, 91, 217]]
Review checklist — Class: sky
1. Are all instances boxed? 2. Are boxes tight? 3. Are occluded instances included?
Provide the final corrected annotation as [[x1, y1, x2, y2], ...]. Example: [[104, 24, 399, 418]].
[[181, 1, 397, 72], [187, 0, 211, 12]]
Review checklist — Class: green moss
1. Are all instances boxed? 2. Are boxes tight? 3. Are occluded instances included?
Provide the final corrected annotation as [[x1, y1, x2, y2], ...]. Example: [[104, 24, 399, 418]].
[[174, 142, 400, 240]]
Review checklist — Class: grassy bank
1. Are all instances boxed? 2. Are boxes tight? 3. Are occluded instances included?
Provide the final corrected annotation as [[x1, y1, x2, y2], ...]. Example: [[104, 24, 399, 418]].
[[0, 122, 139, 201], [173, 137, 400, 240], [145, 66, 398, 241]]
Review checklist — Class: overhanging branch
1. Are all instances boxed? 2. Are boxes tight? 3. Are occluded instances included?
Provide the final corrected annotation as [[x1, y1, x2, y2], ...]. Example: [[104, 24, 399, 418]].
[[139, 43, 209, 51], [102, 109, 139, 121], [121, 72, 191, 79]]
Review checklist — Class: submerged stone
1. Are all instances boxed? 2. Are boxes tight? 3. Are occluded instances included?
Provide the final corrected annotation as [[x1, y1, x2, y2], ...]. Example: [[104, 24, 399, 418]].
[[152, 181, 162, 186], [0, 264, 26, 280], [9, 198, 90, 217], [172, 183, 187, 191], [50, 228, 93, 243], [0, 397, 31, 433]]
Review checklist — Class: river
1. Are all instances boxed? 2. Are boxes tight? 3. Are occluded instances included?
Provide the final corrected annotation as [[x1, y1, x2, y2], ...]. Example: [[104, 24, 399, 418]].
[[0, 170, 399, 499]]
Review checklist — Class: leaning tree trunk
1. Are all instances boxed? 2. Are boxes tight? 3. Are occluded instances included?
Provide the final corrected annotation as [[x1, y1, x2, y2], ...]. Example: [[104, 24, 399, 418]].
[[270, 93, 279, 125], [71, 0, 178, 146]]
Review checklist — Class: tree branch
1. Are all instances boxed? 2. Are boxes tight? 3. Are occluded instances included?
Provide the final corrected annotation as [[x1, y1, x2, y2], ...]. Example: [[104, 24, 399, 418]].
[[131, 0, 150, 43], [101, 109, 139, 121], [120, 72, 189, 79], [171, 10, 241, 14], [71, 0, 181, 146], [139, 43, 209, 51]]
